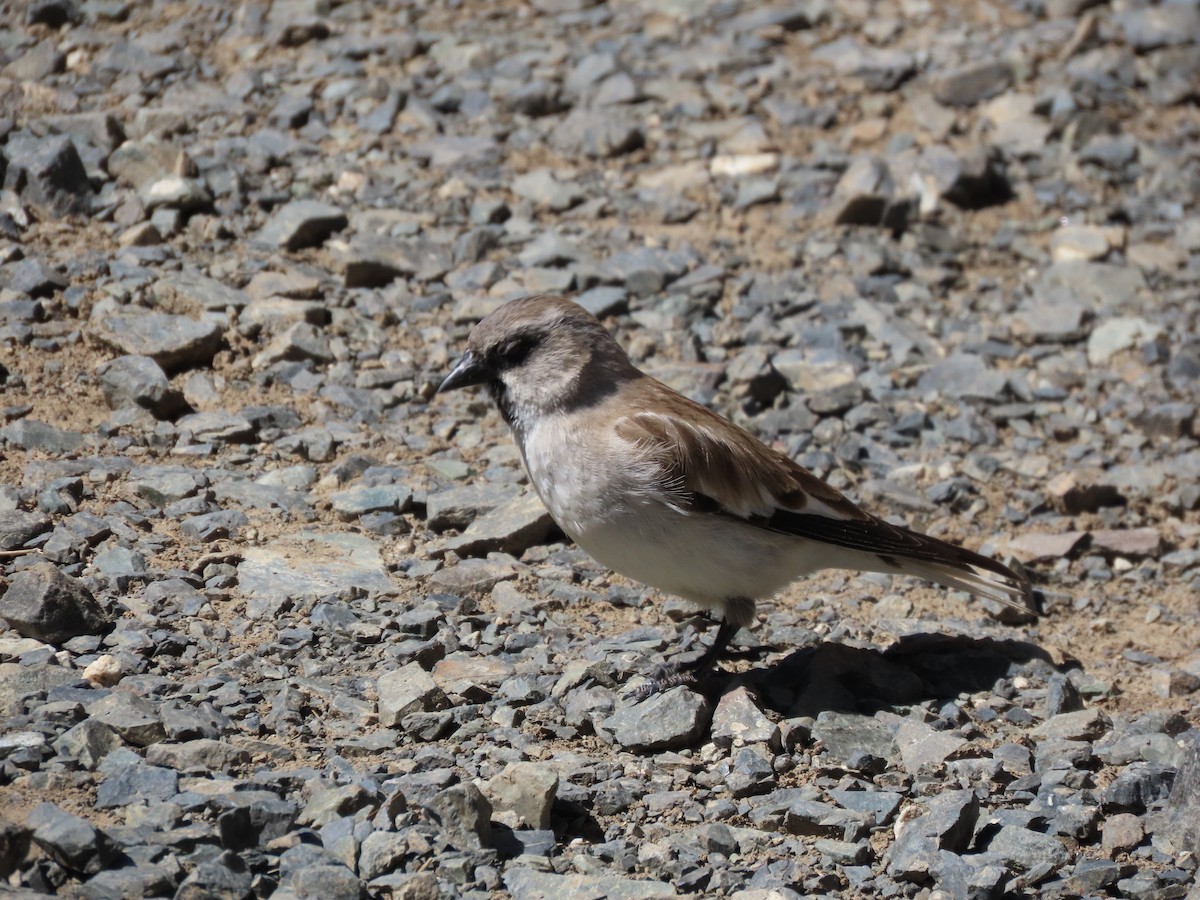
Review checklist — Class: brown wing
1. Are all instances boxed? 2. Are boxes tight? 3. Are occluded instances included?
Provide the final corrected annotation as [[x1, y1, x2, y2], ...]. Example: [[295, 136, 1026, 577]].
[[613, 397, 871, 524], [614, 392, 1034, 609]]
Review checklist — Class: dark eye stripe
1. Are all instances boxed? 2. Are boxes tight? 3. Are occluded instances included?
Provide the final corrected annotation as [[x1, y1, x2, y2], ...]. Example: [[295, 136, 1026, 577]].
[[496, 334, 537, 367]]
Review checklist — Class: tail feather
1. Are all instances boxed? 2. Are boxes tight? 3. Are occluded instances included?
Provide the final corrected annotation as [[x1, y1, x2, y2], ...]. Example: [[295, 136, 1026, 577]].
[[890, 556, 1035, 615], [755, 508, 1038, 617]]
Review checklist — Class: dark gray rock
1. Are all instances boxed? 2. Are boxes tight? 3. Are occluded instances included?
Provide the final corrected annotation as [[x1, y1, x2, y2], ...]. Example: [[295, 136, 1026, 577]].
[[0, 561, 111, 644], [425, 782, 492, 851], [0, 822, 30, 879], [27, 802, 117, 875], [550, 109, 644, 158], [832, 156, 911, 231], [504, 867, 678, 899], [435, 492, 554, 558], [2, 257, 68, 297], [0, 510, 52, 551], [982, 825, 1069, 872], [2, 135, 93, 217], [95, 761, 179, 808], [812, 711, 898, 770]]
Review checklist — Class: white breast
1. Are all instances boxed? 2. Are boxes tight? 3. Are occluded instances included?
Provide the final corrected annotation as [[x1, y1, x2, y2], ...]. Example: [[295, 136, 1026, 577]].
[[515, 415, 825, 607]]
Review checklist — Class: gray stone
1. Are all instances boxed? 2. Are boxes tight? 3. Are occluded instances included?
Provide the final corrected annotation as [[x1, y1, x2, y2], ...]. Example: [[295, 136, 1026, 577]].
[[330, 484, 413, 520], [54, 719, 122, 769], [0, 419, 85, 453], [436, 492, 554, 558], [95, 761, 179, 808], [1160, 734, 1200, 856], [0, 561, 111, 645], [711, 685, 779, 748], [983, 825, 1069, 871], [602, 687, 711, 753], [550, 109, 644, 158], [298, 784, 376, 828], [377, 663, 448, 727], [512, 169, 584, 211], [932, 61, 1014, 107], [175, 852, 254, 900], [1116, 4, 1200, 52], [0, 510, 52, 551], [237, 531, 398, 606], [153, 270, 249, 312], [425, 782, 492, 850], [2, 135, 93, 217], [257, 200, 348, 251], [27, 802, 116, 875], [338, 235, 452, 287], [812, 711, 898, 769], [917, 353, 1007, 401], [896, 720, 967, 776], [96, 355, 188, 417], [832, 156, 911, 231], [144, 738, 250, 771], [0, 662, 79, 715], [3, 257, 68, 297], [88, 691, 165, 746], [91, 310, 223, 374], [253, 322, 335, 368]]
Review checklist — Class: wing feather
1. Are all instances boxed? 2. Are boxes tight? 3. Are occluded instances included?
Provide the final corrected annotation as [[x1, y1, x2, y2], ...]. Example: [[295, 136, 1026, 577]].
[[613, 394, 1034, 612], [615, 402, 869, 524]]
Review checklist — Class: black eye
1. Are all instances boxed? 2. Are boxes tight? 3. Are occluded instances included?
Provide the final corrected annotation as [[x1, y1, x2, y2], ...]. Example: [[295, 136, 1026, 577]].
[[495, 334, 537, 368]]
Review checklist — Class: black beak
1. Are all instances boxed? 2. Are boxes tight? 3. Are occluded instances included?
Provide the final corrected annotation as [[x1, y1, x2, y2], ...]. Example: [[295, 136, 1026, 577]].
[[438, 350, 489, 393]]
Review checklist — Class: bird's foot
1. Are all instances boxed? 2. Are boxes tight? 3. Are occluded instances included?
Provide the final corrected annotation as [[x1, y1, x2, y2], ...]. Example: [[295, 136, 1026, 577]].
[[626, 665, 700, 702]]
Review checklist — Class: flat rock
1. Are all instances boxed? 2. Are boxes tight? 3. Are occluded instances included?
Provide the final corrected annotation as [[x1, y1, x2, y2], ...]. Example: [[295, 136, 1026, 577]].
[[602, 687, 712, 753], [257, 200, 348, 251], [237, 530, 398, 609], [91, 310, 223, 374], [96, 355, 188, 417], [1005, 531, 1088, 563], [1091, 528, 1161, 558], [435, 491, 554, 558]]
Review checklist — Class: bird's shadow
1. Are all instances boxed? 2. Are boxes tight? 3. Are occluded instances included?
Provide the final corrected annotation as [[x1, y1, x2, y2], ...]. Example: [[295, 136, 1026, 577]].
[[710, 631, 1064, 718]]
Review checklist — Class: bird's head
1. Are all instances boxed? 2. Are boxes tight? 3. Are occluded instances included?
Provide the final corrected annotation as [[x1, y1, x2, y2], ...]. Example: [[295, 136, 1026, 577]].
[[439, 295, 636, 426]]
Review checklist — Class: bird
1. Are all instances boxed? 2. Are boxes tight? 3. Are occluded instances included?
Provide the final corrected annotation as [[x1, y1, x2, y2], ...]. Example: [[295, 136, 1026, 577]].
[[438, 295, 1036, 696]]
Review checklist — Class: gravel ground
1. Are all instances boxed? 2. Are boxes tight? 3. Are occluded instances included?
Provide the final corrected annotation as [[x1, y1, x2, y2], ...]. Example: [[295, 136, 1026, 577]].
[[1, 0, 1200, 897]]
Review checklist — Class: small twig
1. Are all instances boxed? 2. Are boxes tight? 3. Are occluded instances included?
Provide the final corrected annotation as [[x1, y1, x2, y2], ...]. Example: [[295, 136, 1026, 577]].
[[0, 549, 39, 558]]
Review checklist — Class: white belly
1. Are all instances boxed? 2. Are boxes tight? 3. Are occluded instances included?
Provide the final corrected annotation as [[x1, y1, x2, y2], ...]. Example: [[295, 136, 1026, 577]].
[[518, 418, 818, 606]]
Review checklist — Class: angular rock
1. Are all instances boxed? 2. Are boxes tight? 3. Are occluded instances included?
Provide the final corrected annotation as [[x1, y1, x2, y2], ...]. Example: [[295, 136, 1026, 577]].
[[258, 200, 348, 251], [486, 761, 559, 830], [91, 310, 223, 374], [96, 355, 188, 418], [27, 803, 117, 875], [2, 135, 93, 217], [602, 687, 712, 753], [425, 782, 492, 851], [0, 561, 111, 645]]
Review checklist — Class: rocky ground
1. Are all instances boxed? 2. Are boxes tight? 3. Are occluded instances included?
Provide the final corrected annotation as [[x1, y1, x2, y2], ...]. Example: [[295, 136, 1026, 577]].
[[1, 0, 1199, 897]]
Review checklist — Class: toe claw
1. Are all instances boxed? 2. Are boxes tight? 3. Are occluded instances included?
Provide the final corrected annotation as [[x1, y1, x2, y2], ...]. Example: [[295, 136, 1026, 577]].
[[626, 666, 698, 701]]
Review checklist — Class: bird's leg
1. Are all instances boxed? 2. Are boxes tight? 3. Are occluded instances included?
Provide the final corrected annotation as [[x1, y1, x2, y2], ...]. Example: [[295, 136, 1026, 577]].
[[628, 618, 740, 701]]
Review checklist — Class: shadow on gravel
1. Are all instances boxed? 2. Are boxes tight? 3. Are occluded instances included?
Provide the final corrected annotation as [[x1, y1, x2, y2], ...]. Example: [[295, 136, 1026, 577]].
[[736, 633, 1064, 718]]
